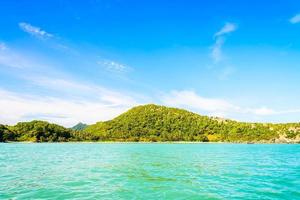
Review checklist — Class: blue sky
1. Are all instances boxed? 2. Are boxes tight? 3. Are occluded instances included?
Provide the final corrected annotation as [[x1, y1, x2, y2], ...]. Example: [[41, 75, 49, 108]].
[[1, 0, 300, 126]]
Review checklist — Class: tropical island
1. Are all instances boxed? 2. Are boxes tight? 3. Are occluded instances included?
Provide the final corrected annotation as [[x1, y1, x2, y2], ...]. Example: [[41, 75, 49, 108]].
[[1, 104, 299, 143]]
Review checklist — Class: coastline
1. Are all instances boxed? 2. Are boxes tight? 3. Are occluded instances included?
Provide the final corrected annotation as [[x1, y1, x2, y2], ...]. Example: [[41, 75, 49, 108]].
[[3, 141, 299, 144]]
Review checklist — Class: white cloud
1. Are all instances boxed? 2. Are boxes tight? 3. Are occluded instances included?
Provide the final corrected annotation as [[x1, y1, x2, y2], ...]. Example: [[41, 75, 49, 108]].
[[211, 22, 237, 63], [97, 59, 132, 73], [211, 37, 224, 63], [251, 107, 300, 116], [290, 14, 300, 24], [19, 22, 53, 38], [161, 90, 300, 120], [0, 53, 141, 126], [0, 88, 137, 127], [251, 107, 276, 116], [2, 87, 299, 127], [161, 90, 239, 113], [0, 46, 140, 126], [214, 22, 237, 37]]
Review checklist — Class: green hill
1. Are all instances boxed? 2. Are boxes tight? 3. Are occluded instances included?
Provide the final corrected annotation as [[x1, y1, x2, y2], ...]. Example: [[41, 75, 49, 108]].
[[84, 104, 300, 143], [1, 120, 73, 142], [1, 104, 300, 143]]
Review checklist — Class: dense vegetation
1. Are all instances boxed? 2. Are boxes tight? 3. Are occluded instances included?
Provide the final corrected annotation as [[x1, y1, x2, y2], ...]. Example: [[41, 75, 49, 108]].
[[0, 124, 15, 142], [84, 104, 300, 143], [0, 121, 73, 142], [1, 104, 300, 143]]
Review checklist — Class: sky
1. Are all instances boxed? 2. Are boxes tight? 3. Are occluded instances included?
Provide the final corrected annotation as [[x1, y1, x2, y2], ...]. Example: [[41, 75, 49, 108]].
[[1, 0, 300, 127]]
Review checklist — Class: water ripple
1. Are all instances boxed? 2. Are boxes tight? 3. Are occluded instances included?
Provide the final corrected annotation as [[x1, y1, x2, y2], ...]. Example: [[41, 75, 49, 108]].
[[0, 143, 299, 200]]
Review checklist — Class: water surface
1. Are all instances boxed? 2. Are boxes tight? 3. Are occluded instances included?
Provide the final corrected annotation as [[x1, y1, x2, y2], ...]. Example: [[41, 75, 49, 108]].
[[1, 143, 299, 199]]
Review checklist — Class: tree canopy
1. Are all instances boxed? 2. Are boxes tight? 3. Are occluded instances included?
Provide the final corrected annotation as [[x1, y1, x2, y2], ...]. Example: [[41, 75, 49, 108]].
[[1, 120, 72, 142], [84, 104, 300, 142]]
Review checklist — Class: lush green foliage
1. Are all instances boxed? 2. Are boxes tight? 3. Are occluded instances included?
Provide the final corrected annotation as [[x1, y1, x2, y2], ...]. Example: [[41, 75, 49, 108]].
[[0, 124, 15, 142], [85, 104, 300, 142], [1, 120, 73, 142], [1, 104, 300, 143]]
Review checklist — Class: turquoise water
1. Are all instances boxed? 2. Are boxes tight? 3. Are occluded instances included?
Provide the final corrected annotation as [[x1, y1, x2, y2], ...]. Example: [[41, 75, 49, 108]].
[[0, 143, 299, 200]]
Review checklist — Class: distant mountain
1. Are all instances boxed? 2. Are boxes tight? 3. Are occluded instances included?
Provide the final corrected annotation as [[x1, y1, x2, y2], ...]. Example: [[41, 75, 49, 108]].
[[71, 122, 88, 131]]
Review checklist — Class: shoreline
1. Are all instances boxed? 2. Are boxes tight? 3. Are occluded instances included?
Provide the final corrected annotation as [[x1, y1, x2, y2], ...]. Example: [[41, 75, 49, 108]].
[[2, 141, 299, 144]]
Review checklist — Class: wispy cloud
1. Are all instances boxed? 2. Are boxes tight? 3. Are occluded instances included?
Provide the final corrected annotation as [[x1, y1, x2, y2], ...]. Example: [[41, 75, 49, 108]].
[[27, 76, 137, 106], [251, 107, 300, 116], [0, 46, 140, 126], [161, 90, 239, 113], [97, 59, 132, 73], [211, 22, 237, 63], [0, 88, 137, 127], [211, 38, 224, 63], [252, 107, 276, 116], [0, 47, 34, 69], [161, 90, 300, 120], [214, 22, 237, 37], [0, 65, 140, 126], [290, 14, 300, 24], [0, 53, 138, 126], [19, 22, 53, 38]]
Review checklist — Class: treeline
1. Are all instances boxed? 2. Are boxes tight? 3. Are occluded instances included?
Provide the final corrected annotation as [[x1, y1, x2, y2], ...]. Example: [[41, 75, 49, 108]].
[[1, 104, 300, 143]]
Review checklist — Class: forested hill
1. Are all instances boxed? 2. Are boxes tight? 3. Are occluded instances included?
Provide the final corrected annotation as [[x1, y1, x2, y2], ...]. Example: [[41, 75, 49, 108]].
[[1, 104, 300, 143], [0, 121, 73, 142], [84, 104, 300, 143]]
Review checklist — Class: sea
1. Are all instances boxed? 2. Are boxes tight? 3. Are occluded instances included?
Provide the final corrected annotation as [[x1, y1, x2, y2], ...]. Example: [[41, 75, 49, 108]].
[[1, 143, 299, 199]]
